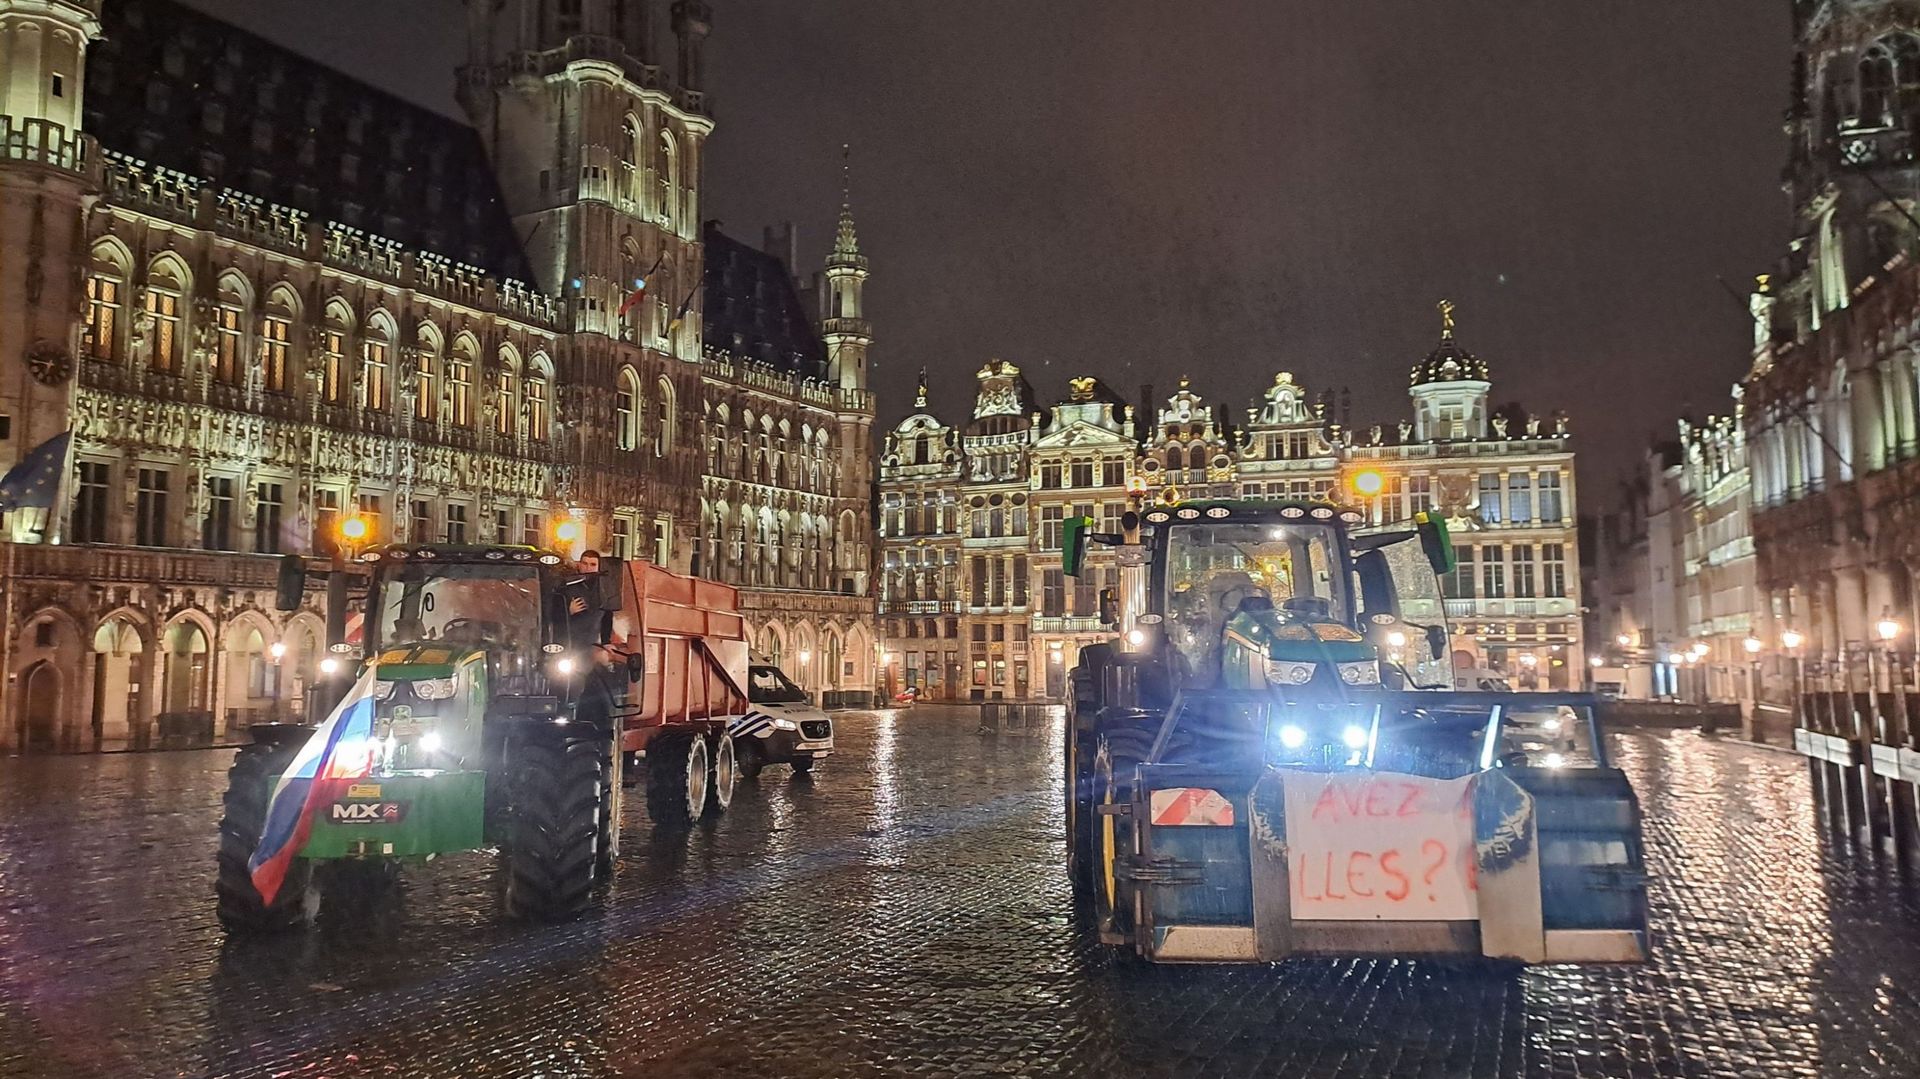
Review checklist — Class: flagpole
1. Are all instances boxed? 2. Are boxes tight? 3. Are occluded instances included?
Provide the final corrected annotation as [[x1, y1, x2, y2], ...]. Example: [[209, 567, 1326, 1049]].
[[45, 430, 76, 545]]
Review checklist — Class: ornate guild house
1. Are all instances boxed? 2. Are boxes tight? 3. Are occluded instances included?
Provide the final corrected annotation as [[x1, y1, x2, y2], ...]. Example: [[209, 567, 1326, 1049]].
[[876, 306, 1586, 702], [0, 0, 877, 750]]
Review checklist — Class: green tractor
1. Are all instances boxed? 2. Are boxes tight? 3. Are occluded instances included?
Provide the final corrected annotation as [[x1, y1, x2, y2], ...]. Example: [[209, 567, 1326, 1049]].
[[215, 544, 748, 933], [1062, 499, 1649, 965]]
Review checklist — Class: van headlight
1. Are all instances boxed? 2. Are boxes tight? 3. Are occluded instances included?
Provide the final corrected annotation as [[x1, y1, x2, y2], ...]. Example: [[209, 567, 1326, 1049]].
[[1338, 662, 1382, 686], [413, 677, 458, 701], [772, 717, 799, 731], [1264, 660, 1317, 685]]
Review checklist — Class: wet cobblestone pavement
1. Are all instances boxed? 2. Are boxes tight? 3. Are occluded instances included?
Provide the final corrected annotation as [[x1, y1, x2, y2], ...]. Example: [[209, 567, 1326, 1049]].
[[1, 709, 1918, 1077]]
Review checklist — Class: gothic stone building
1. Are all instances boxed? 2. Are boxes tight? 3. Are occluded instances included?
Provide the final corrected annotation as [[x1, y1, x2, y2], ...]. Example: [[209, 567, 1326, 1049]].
[[1742, 0, 1920, 666], [875, 307, 1585, 702], [0, 0, 877, 750]]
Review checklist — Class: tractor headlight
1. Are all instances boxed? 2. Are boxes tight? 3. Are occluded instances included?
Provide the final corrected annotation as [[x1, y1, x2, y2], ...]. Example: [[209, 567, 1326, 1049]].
[[552, 656, 576, 677], [1277, 724, 1308, 749], [413, 677, 458, 701], [1338, 662, 1382, 686], [419, 731, 444, 753], [1265, 659, 1317, 685], [1342, 724, 1370, 749], [373, 680, 396, 701]]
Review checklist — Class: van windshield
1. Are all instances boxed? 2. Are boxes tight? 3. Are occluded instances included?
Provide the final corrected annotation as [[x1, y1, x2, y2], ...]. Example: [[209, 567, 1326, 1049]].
[[749, 665, 810, 704]]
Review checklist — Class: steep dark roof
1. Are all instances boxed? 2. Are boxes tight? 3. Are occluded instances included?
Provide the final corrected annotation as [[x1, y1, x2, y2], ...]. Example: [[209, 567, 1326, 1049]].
[[701, 221, 828, 379], [85, 0, 532, 280], [1410, 332, 1491, 387]]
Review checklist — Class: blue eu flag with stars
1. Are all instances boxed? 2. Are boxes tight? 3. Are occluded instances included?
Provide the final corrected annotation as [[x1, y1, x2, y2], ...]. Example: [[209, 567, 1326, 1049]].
[[0, 431, 72, 512]]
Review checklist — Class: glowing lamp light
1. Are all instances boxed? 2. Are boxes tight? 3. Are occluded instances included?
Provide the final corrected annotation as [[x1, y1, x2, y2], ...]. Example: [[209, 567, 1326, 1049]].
[[319, 657, 342, 675], [1126, 628, 1147, 646], [1519, 653, 1538, 668], [1616, 633, 1631, 647], [883, 652, 899, 665], [799, 650, 812, 663], [1666, 652, 1685, 666], [1386, 630, 1407, 649], [1350, 469, 1385, 497], [1277, 724, 1308, 749], [1589, 656, 1604, 667], [269, 642, 287, 661], [555, 519, 583, 544], [1879, 616, 1903, 642], [339, 515, 370, 542], [1781, 630, 1804, 651], [419, 731, 444, 753], [1341, 724, 1369, 750], [1743, 637, 1763, 655]]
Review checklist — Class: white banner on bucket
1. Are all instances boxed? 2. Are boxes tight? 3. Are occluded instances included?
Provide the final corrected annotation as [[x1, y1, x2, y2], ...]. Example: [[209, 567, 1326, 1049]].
[[1282, 772, 1479, 921]]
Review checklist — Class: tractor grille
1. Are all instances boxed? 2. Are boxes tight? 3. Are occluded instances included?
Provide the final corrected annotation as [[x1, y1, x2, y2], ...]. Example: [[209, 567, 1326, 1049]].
[[801, 720, 832, 741]]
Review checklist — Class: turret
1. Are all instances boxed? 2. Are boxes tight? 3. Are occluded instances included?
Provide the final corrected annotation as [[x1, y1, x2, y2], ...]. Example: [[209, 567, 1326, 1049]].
[[1409, 300, 1492, 442], [821, 147, 872, 393]]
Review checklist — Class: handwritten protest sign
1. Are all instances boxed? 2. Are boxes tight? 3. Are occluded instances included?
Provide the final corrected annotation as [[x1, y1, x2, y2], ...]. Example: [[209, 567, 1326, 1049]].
[[1282, 772, 1479, 921]]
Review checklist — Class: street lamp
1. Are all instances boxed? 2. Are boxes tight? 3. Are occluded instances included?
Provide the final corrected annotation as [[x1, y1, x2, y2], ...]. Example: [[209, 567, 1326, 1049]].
[[1782, 629, 1804, 651], [269, 641, 287, 662], [1616, 633, 1631, 648], [339, 514, 370, 544], [1350, 469, 1385, 497]]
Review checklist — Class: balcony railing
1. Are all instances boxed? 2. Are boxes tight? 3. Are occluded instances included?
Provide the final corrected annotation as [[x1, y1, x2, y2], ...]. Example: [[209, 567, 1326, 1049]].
[[0, 117, 98, 179], [8, 542, 282, 590]]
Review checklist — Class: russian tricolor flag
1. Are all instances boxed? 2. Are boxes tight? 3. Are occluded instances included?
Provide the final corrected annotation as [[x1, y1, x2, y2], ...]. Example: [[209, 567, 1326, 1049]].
[[248, 666, 381, 905]]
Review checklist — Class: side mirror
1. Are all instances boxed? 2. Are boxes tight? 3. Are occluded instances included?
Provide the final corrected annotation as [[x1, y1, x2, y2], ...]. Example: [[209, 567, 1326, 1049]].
[[1098, 588, 1119, 627], [1427, 624, 1449, 659], [275, 554, 306, 612], [598, 558, 625, 612]]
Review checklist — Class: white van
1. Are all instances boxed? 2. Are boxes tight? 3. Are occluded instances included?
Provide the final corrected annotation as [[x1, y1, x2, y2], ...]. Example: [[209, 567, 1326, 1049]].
[[729, 664, 834, 777]]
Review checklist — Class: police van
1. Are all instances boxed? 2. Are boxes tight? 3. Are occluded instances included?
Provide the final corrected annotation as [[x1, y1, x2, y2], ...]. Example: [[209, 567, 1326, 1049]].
[[730, 664, 834, 777]]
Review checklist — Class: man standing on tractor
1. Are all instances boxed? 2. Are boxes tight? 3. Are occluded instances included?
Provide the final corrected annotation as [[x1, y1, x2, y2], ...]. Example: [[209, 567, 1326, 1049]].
[[563, 551, 622, 721]]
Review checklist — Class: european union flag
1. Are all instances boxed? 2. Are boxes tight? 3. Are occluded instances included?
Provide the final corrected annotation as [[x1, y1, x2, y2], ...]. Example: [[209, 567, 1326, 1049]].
[[0, 431, 72, 512]]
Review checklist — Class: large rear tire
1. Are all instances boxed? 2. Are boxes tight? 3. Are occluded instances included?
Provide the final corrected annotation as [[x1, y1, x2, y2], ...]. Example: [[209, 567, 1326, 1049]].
[[1092, 729, 1154, 946], [215, 739, 314, 935], [502, 730, 604, 922], [646, 732, 709, 830], [704, 731, 736, 816]]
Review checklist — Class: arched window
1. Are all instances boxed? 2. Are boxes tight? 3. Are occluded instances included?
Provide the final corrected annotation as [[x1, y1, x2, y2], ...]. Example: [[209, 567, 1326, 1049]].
[[1188, 444, 1207, 474], [621, 115, 644, 206], [1861, 35, 1920, 126], [145, 256, 189, 374], [414, 323, 441, 423], [526, 355, 551, 442], [212, 271, 250, 385], [262, 285, 297, 393], [448, 333, 477, 427], [322, 300, 352, 404], [494, 347, 519, 436], [361, 312, 394, 411], [85, 241, 129, 361], [616, 368, 641, 451], [658, 130, 678, 229], [655, 376, 675, 456]]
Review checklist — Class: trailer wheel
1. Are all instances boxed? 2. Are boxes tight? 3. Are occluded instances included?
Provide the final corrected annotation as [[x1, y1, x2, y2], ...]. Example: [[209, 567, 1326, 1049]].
[[215, 739, 314, 935], [502, 730, 604, 921], [705, 731, 736, 816], [646, 732, 709, 830], [736, 738, 765, 781], [1092, 729, 1154, 946]]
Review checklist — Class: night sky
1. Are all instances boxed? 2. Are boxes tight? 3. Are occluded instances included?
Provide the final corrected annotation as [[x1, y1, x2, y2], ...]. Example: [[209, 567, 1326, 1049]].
[[181, 0, 1792, 491]]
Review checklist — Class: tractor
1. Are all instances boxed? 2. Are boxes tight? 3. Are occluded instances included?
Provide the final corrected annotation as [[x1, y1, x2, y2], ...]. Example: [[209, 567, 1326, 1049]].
[[215, 543, 748, 933], [1062, 498, 1650, 965]]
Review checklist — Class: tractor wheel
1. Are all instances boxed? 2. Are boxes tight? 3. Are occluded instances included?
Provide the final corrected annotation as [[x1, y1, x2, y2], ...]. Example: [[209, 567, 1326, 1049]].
[[736, 738, 766, 781], [790, 755, 815, 775], [704, 731, 736, 817], [595, 746, 617, 880], [502, 730, 604, 921], [215, 739, 314, 935], [646, 732, 709, 830], [1065, 696, 1099, 892], [1091, 729, 1154, 946]]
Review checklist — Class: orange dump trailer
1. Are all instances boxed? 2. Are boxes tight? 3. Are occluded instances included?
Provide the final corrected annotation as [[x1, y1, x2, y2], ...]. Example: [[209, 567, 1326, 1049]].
[[608, 559, 750, 755]]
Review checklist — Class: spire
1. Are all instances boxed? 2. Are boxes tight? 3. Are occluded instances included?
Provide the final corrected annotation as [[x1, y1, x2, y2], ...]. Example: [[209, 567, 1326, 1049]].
[[834, 143, 860, 256], [914, 367, 929, 410]]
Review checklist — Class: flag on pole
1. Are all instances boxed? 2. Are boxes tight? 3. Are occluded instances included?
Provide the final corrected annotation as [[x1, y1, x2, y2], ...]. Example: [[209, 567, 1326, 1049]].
[[0, 431, 72, 512], [248, 666, 381, 904], [665, 282, 699, 335], [617, 253, 667, 318]]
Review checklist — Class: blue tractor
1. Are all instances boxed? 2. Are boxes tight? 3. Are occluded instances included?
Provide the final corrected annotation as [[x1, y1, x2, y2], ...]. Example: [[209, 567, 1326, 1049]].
[[1062, 498, 1649, 965]]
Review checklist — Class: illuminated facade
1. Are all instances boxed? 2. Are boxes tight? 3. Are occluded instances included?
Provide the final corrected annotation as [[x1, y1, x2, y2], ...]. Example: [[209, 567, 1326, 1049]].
[[1742, 1, 1920, 664], [875, 306, 1584, 701], [0, 0, 875, 750]]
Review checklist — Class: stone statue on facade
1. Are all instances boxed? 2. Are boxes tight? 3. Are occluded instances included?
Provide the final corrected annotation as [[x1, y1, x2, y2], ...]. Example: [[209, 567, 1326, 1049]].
[[1492, 415, 1509, 438]]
